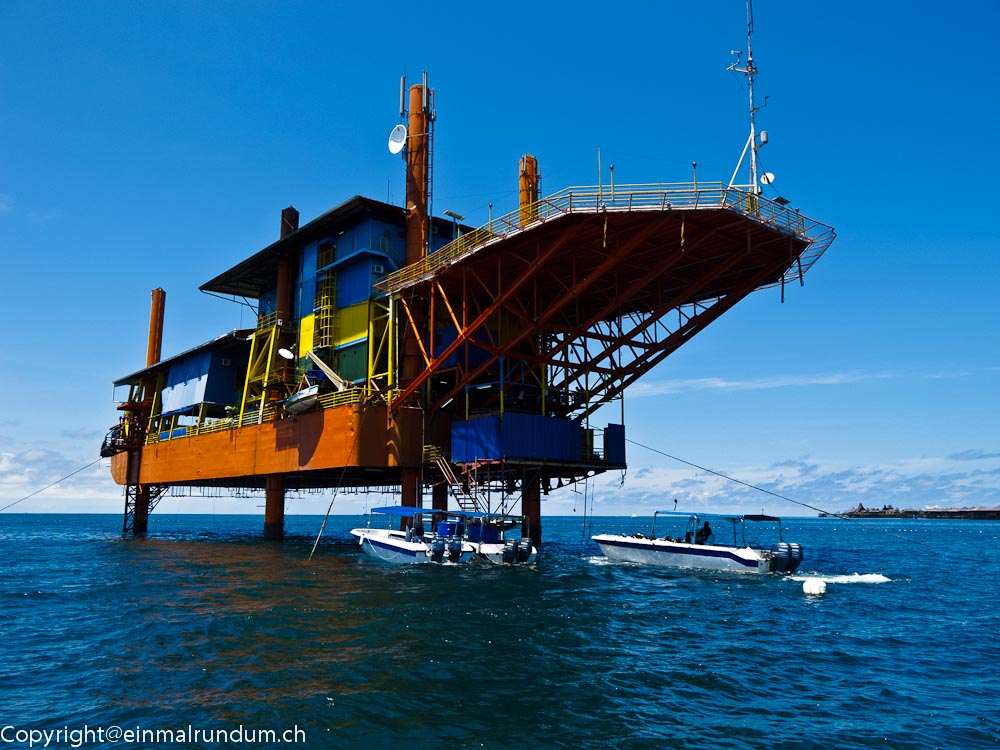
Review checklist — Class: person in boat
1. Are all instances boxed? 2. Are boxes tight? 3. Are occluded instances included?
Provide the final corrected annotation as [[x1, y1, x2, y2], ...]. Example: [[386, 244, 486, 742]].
[[694, 521, 713, 545]]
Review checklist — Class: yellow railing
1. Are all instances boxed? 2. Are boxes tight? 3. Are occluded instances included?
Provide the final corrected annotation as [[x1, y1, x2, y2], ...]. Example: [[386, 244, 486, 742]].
[[143, 387, 376, 444], [257, 311, 281, 329], [377, 182, 835, 293], [317, 387, 366, 410]]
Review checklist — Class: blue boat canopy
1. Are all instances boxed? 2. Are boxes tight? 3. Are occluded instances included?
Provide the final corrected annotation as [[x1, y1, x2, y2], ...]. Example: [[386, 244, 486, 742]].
[[654, 510, 781, 523], [370, 506, 425, 517], [370, 506, 522, 521]]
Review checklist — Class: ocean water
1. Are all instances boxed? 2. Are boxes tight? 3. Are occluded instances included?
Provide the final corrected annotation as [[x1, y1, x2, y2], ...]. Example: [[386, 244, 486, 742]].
[[0, 513, 997, 750]]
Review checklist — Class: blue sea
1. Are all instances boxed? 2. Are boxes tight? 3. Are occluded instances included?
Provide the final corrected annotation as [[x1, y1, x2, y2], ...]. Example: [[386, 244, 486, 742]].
[[0, 513, 997, 749]]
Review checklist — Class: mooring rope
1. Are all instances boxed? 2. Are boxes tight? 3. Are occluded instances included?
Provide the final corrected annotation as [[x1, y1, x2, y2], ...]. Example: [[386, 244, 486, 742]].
[[307, 492, 338, 562], [307, 404, 373, 562], [626, 438, 931, 546], [0, 457, 104, 513], [627, 438, 833, 516]]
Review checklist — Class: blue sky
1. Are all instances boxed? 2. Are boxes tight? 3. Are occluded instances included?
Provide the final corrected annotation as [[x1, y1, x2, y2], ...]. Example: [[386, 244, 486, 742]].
[[2, 1, 998, 518]]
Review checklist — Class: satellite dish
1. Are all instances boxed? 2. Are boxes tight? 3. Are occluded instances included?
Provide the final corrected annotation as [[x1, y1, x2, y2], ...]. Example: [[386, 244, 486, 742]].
[[278, 348, 295, 360], [760, 172, 776, 185], [388, 124, 407, 154]]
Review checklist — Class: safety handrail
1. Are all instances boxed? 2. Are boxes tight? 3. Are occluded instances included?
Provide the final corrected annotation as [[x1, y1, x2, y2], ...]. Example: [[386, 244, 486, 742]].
[[143, 387, 374, 444], [376, 182, 834, 293]]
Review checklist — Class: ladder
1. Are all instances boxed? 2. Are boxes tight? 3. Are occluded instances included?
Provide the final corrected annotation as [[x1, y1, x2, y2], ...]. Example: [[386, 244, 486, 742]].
[[123, 483, 169, 534], [314, 271, 337, 349], [434, 456, 483, 513]]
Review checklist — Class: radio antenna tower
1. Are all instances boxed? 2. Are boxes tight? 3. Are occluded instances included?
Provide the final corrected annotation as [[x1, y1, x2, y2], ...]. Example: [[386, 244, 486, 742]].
[[727, 0, 769, 194]]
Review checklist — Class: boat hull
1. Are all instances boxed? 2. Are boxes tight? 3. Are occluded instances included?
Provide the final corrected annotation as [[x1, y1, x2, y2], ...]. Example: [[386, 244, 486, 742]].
[[470, 540, 537, 565], [350, 528, 536, 565], [593, 534, 769, 573], [350, 528, 475, 564]]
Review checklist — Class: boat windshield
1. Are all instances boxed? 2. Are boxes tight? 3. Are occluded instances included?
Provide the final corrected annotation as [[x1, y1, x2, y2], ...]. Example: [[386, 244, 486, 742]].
[[651, 511, 784, 546], [368, 506, 523, 534]]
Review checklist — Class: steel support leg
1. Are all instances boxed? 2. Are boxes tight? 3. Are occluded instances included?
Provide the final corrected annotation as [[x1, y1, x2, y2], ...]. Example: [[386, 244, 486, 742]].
[[264, 474, 285, 541], [432, 480, 448, 512], [522, 477, 542, 545], [132, 486, 150, 536]]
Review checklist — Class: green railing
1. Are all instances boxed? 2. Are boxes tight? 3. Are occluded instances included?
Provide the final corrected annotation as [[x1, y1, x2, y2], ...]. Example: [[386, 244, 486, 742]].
[[377, 182, 835, 293]]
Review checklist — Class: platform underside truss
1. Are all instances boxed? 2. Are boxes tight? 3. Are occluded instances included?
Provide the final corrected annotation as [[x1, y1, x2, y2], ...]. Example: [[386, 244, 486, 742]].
[[388, 191, 833, 420]]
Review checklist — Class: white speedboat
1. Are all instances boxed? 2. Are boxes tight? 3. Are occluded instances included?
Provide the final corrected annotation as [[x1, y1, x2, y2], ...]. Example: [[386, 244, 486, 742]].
[[592, 511, 803, 574], [283, 384, 320, 414], [350, 506, 536, 565]]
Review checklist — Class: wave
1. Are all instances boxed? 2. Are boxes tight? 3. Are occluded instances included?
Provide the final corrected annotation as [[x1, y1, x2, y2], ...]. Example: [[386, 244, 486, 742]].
[[792, 573, 891, 584]]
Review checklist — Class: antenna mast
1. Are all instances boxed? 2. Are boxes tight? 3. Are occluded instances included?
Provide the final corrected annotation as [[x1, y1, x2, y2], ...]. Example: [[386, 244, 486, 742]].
[[728, 0, 765, 193]]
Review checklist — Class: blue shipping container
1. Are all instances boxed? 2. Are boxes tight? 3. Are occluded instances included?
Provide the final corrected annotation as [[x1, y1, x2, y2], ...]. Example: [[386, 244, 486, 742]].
[[451, 414, 583, 463], [604, 424, 626, 465]]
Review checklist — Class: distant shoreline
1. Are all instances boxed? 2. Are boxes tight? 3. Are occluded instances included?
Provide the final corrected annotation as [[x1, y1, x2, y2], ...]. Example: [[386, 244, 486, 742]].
[[820, 508, 1000, 520]]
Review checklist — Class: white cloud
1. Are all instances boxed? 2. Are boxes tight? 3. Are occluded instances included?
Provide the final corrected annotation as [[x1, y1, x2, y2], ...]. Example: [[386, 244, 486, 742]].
[[949, 449, 1000, 461], [628, 368, 981, 398], [579, 450, 1000, 516], [0, 445, 371, 516], [0, 193, 12, 213], [0, 448, 120, 513], [62, 427, 105, 441], [4, 441, 1000, 521], [628, 369, 889, 397]]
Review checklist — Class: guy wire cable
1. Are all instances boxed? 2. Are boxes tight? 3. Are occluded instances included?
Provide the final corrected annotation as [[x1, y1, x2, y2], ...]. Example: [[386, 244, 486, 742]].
[[626, 438, 930, 547], [0, 457, 103, 513]]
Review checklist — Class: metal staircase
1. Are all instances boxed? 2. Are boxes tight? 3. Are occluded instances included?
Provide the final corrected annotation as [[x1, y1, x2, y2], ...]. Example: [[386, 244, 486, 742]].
[[123, 483, 169, 534], [434, 455, 483, 513]]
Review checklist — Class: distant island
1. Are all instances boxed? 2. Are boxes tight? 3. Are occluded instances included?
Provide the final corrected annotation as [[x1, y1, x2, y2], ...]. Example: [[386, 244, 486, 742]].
[[820, 503, 1000, 520]]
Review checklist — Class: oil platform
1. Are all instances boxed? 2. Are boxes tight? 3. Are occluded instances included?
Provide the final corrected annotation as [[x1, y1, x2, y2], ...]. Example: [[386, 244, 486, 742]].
[[103, 63, 834, 543]]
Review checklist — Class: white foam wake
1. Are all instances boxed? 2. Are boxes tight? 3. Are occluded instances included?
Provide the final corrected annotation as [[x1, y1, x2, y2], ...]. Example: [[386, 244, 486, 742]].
[[792, 573, 891, 584]]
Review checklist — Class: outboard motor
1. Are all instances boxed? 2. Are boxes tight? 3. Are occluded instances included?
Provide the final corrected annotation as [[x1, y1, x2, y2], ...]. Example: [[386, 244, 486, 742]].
[[502, 539, 518, 564], [516, 538, 534, 563], [787, 542, 803, 572], [769, 541, 804, 573], [447, 538, 464, 563], [430, 538, 446, 563]]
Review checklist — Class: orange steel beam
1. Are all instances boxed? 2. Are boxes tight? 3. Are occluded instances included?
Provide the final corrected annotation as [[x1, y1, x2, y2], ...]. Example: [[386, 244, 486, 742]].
[[596, 257, 795, 408], [549, 250, 798, 416], [519, 154, 539, 226], [112, 404, 422, 486], [537, 226, 793, 380], [426, 215, 674, 411], [541, 217, 739, 351], [405, 84, 429, 265], [388, 222, 585, 411], [398, 293, 432, 367], [471, 212, 737, 340], [548, 296, 741, 391], [434, 231, 673, 392], [544, 237, 752, 378], [434, 280, 462, 332], [128, 286, 167, 536], [401, 82, 430, 394], [390, 204, 812, 419], [496, 223, 704, 348], [145, 288, 166, 367], [432, 213, 802, 418], [457, 269, 502, 352]]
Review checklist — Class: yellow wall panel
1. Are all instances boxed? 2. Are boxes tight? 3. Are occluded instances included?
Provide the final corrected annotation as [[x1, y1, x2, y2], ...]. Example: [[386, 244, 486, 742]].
[[335, 302, 369, 347], [299, 314, 315, 353]]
